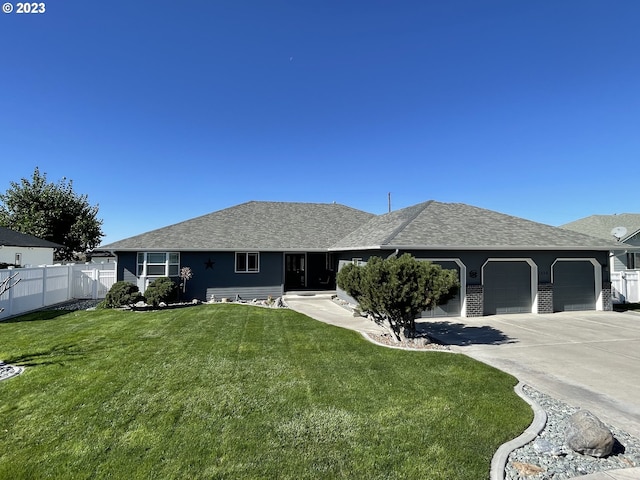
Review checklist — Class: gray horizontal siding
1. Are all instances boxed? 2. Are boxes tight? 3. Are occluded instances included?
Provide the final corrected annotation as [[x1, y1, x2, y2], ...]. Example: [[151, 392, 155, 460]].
[[613, 253, 627, 272], [206, 285, 284, 301]]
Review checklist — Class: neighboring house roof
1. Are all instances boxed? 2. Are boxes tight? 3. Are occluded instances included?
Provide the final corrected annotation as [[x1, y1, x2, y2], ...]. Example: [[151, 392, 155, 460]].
[[561, 214, 640, 244], [0, 227, 62, 249], [330, 201, 624, 251], [100, 201, 376, 251]]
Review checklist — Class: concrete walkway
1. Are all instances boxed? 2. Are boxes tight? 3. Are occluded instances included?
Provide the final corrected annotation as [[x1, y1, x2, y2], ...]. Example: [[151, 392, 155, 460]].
[[284, 295, 640, 480], [284, 294, 387, 334]]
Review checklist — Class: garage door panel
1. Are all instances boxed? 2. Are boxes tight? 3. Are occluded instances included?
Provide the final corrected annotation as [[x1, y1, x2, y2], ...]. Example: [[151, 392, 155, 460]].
[[484, 261, 531, 315], [553, 261, 595, 312]]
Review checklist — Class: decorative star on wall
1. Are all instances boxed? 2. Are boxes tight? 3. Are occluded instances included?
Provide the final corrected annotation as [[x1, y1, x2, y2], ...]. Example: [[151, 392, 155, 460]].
[[204, 258, 215, 270]]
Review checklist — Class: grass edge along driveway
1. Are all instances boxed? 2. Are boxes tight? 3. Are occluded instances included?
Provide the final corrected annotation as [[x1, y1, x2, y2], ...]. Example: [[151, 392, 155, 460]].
[[0, 304, 532, 479]]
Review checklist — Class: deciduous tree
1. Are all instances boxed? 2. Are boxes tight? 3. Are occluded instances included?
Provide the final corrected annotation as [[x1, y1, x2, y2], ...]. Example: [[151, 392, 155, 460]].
[[0, 168, 103, 261]]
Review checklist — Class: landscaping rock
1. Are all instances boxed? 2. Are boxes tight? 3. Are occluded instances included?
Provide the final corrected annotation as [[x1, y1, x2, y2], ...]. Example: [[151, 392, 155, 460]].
[[565, 410, 614, 457], [512, 461, 544, 476], [533, 438, 564, 456]]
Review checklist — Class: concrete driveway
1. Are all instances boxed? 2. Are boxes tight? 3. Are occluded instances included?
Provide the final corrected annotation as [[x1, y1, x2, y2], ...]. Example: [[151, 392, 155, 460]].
[[420, 311, 640, 438]]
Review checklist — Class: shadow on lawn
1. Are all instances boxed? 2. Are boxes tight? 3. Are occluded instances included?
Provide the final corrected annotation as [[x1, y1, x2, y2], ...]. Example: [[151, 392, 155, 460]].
[[4, 343, 92, 368], [418, 321, 516, 346], [0, 310, 71, 324]]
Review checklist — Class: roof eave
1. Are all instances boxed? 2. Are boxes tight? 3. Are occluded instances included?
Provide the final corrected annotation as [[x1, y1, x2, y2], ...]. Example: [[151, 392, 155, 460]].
[[622, 228, 640, 242], [102, 247, 330, 253], [329, 244, 625, 252]]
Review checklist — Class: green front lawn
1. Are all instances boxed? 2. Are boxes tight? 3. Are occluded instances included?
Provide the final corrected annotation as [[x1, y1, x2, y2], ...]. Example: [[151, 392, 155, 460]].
[[0, 305, 531, 479]]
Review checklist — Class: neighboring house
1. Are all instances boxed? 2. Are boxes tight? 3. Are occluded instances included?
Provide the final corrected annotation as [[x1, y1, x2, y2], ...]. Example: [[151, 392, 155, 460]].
[[101, 200, 627, 317], [85, 250, 117, 265], [562, 214, 640, 303], [0, 227, 62, 267]]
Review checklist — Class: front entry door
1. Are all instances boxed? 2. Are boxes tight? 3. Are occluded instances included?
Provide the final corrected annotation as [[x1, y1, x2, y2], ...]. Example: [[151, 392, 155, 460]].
[[285, 254, 306, 290]]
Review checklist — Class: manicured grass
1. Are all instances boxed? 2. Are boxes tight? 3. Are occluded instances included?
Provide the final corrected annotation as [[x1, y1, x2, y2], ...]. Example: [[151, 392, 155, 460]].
[[0, 305, 531, 479]]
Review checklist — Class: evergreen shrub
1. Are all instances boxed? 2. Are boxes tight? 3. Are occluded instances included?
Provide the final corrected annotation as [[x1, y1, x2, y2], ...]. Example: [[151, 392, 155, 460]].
[[144, 277, 178, 307], [101, 281, 143, 308]]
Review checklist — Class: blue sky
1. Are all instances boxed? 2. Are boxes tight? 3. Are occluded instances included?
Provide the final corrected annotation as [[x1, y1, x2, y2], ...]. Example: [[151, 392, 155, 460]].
[[1, 1, 639, 245]]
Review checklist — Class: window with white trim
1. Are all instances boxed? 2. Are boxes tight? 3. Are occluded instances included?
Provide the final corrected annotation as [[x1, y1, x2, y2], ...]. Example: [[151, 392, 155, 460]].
[[235, 252, 259, 273], [137, 252, 180, 277]]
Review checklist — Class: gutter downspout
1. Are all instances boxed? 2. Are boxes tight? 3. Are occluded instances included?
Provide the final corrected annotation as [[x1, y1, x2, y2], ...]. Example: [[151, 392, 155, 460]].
[[386, 249, 399, 259]]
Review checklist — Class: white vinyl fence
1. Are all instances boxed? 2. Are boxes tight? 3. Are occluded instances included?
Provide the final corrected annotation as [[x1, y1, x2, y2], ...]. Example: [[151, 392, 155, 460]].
[[611, 270, 640, 304], [0, 264, 116, 319]]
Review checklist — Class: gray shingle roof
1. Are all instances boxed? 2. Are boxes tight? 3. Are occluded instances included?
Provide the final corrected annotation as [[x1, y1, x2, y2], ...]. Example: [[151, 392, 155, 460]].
[[0, 227, 62, 248], [101, 200, 629, 253], [330, 201, 624, 251], [561, 214, 640, 243], [100, 201, 375, 251]]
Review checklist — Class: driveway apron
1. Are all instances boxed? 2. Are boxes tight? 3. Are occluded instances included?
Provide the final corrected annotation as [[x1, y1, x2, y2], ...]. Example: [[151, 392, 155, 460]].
[[421, 311, 640, 438]]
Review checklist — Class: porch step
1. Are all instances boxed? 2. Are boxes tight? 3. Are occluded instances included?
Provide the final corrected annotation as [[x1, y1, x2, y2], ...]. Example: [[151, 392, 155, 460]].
[[283, 291, 336, 300]]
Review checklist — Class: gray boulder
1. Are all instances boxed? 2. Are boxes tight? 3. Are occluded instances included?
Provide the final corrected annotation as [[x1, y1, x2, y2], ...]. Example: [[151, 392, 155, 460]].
[[565, 410, 614, 457]]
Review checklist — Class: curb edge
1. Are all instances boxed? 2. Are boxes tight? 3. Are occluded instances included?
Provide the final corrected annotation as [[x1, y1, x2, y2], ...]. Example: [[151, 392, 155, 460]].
[[490, 381, 548, 480]]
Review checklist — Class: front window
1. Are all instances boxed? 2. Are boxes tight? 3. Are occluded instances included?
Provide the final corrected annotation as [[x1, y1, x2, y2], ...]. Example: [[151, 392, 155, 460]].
[[235, 252, 259, 273], [137, 252, 180, 277], [628, 253, 639, 270]]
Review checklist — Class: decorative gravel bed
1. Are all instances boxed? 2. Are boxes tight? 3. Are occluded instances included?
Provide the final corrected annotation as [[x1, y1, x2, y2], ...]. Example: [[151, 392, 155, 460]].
[[51, 299, 103, 311], [365, 332, 451, 351], [506, 385, 640, 479]]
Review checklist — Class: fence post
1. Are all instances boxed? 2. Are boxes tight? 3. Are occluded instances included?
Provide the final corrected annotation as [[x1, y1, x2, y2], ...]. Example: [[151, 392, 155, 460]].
[[7, 268, 14, 317], [42, 266, 47, 308], [92, 268, 98, 299], [68, 265, 74, 300]]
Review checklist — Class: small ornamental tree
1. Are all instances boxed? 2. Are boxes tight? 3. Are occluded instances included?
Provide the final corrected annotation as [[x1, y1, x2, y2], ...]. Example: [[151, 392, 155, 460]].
[[337, 254, 459, 342], [179, 267, 193, 294]]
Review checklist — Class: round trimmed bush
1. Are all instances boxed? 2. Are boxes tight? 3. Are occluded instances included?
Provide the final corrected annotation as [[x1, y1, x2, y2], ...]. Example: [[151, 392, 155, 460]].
[[101, 281, 143, 308], [144, 277, 178, 307]]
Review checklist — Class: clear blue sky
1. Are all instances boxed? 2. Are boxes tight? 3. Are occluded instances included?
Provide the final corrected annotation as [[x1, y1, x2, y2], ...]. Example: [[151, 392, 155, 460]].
[[1, 1, 639, 245]]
